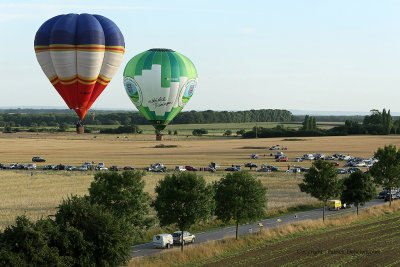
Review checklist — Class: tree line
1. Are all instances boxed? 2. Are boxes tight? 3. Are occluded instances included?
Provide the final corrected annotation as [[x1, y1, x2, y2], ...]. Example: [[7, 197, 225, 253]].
[[243, 109, 400, 138], [0, 109, 294, 128]]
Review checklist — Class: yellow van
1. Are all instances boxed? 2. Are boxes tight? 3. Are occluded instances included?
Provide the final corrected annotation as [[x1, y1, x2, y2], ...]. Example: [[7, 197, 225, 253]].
[[327, 200, 342, 211]]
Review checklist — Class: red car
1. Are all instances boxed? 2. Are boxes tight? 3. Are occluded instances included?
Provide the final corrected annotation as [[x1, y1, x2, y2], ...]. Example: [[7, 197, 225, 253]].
[[202, 167, 216, 172], [185, 165, 199, 171], [276, 157, 288, 162]]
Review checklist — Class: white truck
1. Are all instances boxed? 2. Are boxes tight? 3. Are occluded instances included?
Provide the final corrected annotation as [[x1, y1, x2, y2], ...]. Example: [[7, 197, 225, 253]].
[[153, 234, 173, 249]]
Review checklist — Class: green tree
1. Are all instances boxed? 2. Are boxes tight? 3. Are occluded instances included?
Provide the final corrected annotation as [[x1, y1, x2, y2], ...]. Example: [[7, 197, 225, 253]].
[[0, 216, 64, 266], [302, 115, 310, 131], [55, 195, 135, 266], [58, 122, 69, 132], [214, 172, 267, 239], [236, 129, 246, 136], [223, 130, 232, 136], [299, 160, 342, 221], [341, 171, 376, 215], [88, 171, 152, 233], [152, 172, 214, 251], [369, 144, 400, 206]]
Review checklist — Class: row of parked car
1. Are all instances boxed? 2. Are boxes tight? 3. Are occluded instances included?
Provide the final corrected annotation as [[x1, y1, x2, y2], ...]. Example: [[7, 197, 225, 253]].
[[377, 188, 400, 202], [153, 231, 196, 249]]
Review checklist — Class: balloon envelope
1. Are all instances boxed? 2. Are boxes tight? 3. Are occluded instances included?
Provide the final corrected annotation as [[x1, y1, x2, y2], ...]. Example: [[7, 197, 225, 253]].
[[123, 48, 198, 131], [34, 13, 125, 120]]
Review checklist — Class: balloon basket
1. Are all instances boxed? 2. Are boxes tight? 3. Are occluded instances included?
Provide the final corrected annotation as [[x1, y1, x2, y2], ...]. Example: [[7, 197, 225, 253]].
[[156, 133, 164, 141], [76, 125, 84, 134]]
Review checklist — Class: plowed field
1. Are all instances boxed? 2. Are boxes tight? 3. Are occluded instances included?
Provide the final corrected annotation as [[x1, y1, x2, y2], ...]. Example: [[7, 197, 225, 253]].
[[200, 214, 400, 267]]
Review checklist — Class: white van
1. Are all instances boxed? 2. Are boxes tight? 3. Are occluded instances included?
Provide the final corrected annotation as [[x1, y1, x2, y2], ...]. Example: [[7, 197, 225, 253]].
[[153, 234, 173, 249]]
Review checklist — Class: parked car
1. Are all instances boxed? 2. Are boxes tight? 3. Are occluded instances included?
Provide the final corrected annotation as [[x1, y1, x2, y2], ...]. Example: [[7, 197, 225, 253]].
[[286, 168, 300, 173], [209, 162, 221, 169], [250, 154, 259, 159], [269, 145, 280, 150], [185, 165, 198, 171], [43, 165, 55, 170], [172, 231, 195, 245], [54, 164, 66, 170], [385, 193, 398, 202], [95, 163, 108, 171], [245, 163, 258, 168], [79, 165, 88, 171], [377, 191, 387, 199], [174, 166, 186, 172], [66, 165, 77, 171], [7, 163, 17, 169], [257, 167, 271, 172], [16, 164, 26, 169], [153, 234, 173, 249], [347, 167, 361, 174], [336, 168, 348, 174], [225, 165, 242, 171], [32, 156, 46, 162], [124, 166, 136, 170], [333, 162, 340, 166], [302, 154, 315, 160], [201, 167, 216, 172], [293, 157, 302, 162], [25, 164, 36, 170], [276, 156, 288, 162], [110, 166, 119, 171], [326, 156, 336, 160], [257, 165, 279, 172], [0, 163, 6, 169]]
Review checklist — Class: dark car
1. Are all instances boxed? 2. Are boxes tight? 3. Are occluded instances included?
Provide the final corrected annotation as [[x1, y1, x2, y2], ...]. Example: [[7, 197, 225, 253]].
[[377, 191, 387, 199], [32, 156, 46, 162], [225, 165, 242, 171], [384, 193, 398, 202], [16, 164, 26, 169], [110, 166, 119, 171], [43, 165, 55, 170], [258, 165, 279, 172], [336, 169, 348, 174], [124, 166, 136, 170], [0, 163, 6, 169], [54, 164, 66, 170], [245, 163, 258, 168], [185, 165, 198, 171]]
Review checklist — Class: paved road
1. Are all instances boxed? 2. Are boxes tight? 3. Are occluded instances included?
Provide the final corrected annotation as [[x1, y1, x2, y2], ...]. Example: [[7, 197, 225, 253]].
[[131, 199, 385, 259]]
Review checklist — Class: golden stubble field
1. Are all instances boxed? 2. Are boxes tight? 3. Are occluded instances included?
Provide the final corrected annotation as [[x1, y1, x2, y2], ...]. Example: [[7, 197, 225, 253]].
[[1, 132, 400, 229]]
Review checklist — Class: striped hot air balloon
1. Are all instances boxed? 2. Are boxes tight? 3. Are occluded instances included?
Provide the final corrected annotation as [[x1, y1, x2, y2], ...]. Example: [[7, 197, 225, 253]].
[[34, 13, 125, 121], [123, 48, 198, 132]]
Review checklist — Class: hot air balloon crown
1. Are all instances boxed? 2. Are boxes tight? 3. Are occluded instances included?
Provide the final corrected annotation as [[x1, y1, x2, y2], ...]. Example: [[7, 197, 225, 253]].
[[148, 48, 175, 52], [123, 49, 198, 131], [34, 13, 125, 121]]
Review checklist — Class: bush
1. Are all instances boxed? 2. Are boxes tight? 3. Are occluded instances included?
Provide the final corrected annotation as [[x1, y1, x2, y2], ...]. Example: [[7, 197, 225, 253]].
[[192, 128, 208, 136]]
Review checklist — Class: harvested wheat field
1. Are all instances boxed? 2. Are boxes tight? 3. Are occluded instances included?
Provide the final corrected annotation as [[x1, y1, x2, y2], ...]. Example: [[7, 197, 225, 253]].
[[0, 133, 399, 229], [199, 212, 400, 267]]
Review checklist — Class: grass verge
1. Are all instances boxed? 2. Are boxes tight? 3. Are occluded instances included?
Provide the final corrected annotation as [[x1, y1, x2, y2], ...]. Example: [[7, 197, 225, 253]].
[[129, 201, 400, 267]]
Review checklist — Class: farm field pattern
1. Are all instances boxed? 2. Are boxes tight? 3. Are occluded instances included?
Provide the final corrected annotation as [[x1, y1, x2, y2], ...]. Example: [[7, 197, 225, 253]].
[[199, 213, 400, 267]]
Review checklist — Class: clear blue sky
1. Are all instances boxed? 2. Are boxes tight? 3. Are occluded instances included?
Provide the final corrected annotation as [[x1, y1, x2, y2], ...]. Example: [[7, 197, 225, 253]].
[[1, 0, 400, 114]]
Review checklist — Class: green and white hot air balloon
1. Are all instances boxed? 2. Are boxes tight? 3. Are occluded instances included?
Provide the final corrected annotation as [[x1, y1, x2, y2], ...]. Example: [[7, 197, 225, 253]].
[[123, 48, 198, 132]]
